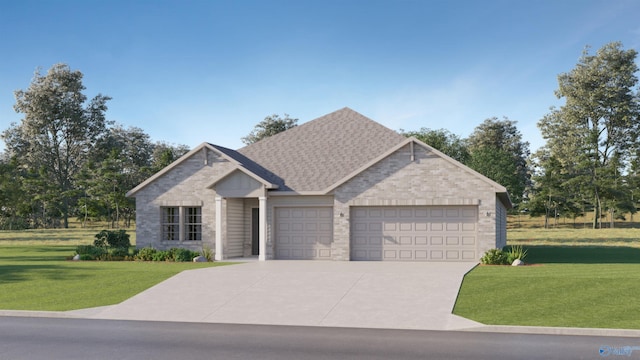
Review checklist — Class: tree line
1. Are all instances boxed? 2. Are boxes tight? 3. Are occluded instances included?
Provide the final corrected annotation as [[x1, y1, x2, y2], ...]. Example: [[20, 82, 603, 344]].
[[0, 41, 637, 230], [408, 42, 640, 229], [0, 64, 189, 229]]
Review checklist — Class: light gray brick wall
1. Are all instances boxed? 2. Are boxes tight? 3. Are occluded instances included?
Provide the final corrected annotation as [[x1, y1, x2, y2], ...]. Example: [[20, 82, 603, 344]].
[[134, 148, 235, 252], [333, 144, 506, 261]]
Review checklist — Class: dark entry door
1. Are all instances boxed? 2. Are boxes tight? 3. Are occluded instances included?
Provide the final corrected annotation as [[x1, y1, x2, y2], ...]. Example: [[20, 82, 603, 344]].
[[251, 208, 259, 255]]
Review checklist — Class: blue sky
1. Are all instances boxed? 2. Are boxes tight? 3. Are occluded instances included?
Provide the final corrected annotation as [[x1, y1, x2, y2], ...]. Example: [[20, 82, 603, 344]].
[[1, 0, 639, 153]]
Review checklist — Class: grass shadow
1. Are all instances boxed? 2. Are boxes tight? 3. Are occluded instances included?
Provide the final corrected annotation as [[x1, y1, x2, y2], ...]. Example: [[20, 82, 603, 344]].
[[0, 264, 84, 283], [525, 245, 640, 264], [0, 246, 75, 263]]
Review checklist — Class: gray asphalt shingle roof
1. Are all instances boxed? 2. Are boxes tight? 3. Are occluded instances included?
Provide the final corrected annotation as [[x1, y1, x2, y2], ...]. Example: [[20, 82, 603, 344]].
[[209, 144, 286, 189], [237, 107, 407, 192]]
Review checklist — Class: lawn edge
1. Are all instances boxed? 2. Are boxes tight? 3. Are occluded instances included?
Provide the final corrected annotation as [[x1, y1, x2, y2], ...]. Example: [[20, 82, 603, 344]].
[[461, 324, 640, 338]]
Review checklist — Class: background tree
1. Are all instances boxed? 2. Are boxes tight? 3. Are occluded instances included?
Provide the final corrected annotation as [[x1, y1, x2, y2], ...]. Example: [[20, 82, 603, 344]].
[[241, 114, 298, 145], [400, 128, 470, 163], [0, 157, 30, 230], [150, 141, 190, 172], [2, 63, 111, 228], [78, 126, 159, 227], [538, 42, 640, 228], [528, 149, 583, 228], [466, 117, 530, 207]]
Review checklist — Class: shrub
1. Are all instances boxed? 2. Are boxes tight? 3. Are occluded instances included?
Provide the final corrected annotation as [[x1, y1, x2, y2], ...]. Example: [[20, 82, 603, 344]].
[[94, 230, 131, 250], [169, 248, 199, 262], [135, 247, 157, 261], [110, 247, 130, 258], [152, 250, 170, 262], [505, 245, 528, 264], [133, 247, 199, 262], [201, 245, 214, 261], [480, 248, 509, 265], [75, 245, 107, 260], [101, 253, 126, 261]]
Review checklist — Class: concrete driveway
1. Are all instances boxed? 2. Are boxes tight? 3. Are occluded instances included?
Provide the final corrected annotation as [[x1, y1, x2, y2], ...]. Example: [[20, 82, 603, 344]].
[[85, 261, 482, 331]]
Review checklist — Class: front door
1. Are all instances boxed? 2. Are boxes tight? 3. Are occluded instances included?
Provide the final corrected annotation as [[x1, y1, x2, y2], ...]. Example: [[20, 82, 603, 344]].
[[251, 208, 259, 255]]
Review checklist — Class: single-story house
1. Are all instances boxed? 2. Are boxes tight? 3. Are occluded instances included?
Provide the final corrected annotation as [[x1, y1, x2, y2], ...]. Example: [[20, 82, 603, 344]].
[[127, 108, 511, 261]]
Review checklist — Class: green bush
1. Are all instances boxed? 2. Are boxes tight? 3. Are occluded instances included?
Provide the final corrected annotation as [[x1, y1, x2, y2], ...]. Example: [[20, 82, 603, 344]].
[[152, 250, 170, 262], [110, 247, 130, 258], [170, 248, 199, 262], [505, 245, 528, 264], [101, 253, 126, 261], [133, 247, 200, 262], [480, 248, 509, 265], [94, 230, 131, 250], [135, 247, 157, 261], [75, 245, 107, 260]]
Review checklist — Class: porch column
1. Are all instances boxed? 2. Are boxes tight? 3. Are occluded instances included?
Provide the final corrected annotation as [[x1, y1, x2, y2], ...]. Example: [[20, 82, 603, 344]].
[[258, 196, 267, 261], [215, 196, 223, 261]]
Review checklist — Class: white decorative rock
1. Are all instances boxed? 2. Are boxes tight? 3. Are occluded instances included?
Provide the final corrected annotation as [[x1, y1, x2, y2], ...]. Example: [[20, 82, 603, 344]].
[[193, 255, 208, 263], [511, 259, 524, 266], [72, 254, 81, 261]]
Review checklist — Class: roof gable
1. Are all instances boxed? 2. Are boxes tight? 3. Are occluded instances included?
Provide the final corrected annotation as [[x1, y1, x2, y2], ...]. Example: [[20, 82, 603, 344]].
[[209, 144, 286, 189], [208, 168, 266, 197], [323, 137, 512, 208], [237, 107, 407, 192], [127, 143, 278, 197]]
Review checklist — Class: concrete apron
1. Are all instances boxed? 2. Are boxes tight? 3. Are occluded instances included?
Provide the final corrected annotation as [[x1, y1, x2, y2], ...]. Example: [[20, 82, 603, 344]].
[[82, 261, 482, 331]]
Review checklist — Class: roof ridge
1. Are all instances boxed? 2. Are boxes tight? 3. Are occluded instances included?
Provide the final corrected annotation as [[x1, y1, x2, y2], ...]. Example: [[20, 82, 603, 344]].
[[236, 108, 406, 191], [238, 107, 402, 152]]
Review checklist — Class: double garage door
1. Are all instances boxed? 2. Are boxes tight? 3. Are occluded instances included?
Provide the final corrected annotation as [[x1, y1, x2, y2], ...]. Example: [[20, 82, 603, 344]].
[[275, 206, 478, 261], [351, 206, 478, 261]]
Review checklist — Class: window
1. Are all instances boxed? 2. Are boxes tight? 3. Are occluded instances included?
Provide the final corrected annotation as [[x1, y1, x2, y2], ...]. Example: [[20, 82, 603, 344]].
[[161, 206, 202, 241], [184, 207, 202, 241], [161, 207, 179, 241]]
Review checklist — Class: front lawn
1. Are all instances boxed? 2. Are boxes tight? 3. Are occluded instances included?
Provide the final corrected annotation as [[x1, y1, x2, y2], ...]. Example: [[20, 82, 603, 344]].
[[453, 246, 640, 329], [0, 223, 135, 245], [0, 245, 232, 311]]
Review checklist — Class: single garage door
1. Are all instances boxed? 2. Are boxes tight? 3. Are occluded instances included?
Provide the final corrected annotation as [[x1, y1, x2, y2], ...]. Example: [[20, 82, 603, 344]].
[[275, 207, 333, 260], [351, 206, 478, 261]]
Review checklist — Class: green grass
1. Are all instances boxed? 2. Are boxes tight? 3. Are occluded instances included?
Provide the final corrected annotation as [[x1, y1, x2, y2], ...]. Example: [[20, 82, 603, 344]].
[[508, 227, 640, 248], [0, 245, 232, 311], [0, 225, 136, 246], [454, 245, 640, 329]]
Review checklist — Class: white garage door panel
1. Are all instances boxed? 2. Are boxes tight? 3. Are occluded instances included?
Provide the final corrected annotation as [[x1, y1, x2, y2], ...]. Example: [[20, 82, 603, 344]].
[[350, 206, 478, 262], [276, 207, 333, 260]]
